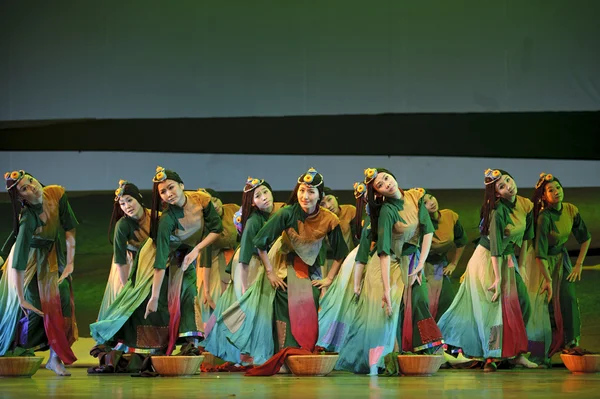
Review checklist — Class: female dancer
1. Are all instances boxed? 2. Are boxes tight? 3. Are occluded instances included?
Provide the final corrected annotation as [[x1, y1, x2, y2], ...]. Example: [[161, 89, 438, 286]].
[[0, 170, 78, 375], [525, 173, 591, 365], [337, 168, 443, 375], [97, 180, 151, 320], [437, 169, 537, 371]]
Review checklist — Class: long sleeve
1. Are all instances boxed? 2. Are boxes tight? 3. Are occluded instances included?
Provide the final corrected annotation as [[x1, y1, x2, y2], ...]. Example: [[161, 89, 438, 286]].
[[11, 212, 38, 271], [153, 213, 177, 269], [253, 206, 293, 251]]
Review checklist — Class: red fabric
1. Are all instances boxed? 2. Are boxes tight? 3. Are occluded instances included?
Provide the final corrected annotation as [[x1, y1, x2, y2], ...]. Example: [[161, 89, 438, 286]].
[[548, 281, 564, 357], [39, 248, 77, 365], [500, 276, 528, 358], [201, 362, 254, 373], [288, 259, 318, 351], [401, 283, 414, 352], [166, 268, 185, 355], [245, 347, 313, 376]]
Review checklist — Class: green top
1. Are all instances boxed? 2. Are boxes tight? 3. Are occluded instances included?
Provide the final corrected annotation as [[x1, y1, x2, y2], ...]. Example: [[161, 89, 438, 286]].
[[478, 196, 534, 257], [239, 208, 273, 264], [253, 203, 348, 267], [153, 190, 223, 270], [1, 185, 78, 271], [376, 191, 434, 256], [535, 202, 590, 259], [113, 209, 151, 265]]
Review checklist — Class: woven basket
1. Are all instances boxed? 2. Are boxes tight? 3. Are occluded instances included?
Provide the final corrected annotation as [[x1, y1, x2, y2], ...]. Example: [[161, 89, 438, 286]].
[[0, 357, 44, 377], [151, 355, 204, 376], [201, 352, 226, 367], [560, 354, 600, 373], [285, 354, 339, 377], [397, 354, 444, 376]]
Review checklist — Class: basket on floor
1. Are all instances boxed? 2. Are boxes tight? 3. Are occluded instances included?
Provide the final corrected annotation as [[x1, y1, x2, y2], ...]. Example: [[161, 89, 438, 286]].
[[285, 354, 339, 377], [0, 357, 44, 377], [151, 355, 204, 376], [397, 354, 444, 376], [560, 354, 600, 373]]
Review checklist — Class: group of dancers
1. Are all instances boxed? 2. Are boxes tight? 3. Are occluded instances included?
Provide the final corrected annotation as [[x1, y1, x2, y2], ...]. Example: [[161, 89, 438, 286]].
[[0, 165, 591, 376]]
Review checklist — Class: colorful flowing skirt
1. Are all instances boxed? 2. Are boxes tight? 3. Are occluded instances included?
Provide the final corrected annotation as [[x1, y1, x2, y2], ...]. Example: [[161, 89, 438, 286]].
[[337, 251, 443, 374], [437, 245, 527, 360], [524, 247, 579, 364], [90, 239, 202, 355], [0, 239, 77, 364]]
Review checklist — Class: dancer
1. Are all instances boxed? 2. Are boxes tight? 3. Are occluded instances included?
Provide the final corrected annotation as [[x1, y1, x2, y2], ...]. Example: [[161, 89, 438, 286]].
[[0, 170, 78, 376], [337, 168, 443, 375], [437, 169, 537, 372], [525, 173, 591, 365], [97, 180, 151, 320]]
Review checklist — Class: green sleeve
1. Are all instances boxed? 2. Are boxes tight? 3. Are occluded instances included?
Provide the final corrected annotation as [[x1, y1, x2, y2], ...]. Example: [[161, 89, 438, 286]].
[[203, 201, 223, 234], [253, 206, 293, 251], [572, 212, 591, 244], [453, 219, 468, 248], [199, 243, 213, 268], [418, 199, 435, 235], [535, 213, 550, 260], [523, 210, 534, 241], [376, 205, 395, 256], [1, 232, 17, 260], [12, 211, 37, 271], [153, 213, 177, 269], [239, 215, 262, 264], [113, 218, 132, 265], [58, 193, 79, 231], [328, 224, 349, 261], [488, 209, 505, 257], [355, 225, 372, 264]]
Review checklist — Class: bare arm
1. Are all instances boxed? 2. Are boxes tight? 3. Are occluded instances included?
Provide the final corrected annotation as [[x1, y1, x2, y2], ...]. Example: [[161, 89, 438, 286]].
[[568, 238, 591, 282], [145, 268, 165, 319], [58, 229, 76, 284], [258, 248, 286, 290]]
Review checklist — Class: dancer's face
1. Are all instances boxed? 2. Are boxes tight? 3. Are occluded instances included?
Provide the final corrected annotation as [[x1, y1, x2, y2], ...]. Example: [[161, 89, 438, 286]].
[[158, 179, 185, 207], [297, 183, 320, 214], [320, 194, 340, 215], [423, 194, 438, 214], [543, 181, 563, 206], [495, 175, 517, 201], [16, 175, 43, 205], [119, 194, 144, 219], [373, 172, 398, 197], [253, 185, 274, 213]]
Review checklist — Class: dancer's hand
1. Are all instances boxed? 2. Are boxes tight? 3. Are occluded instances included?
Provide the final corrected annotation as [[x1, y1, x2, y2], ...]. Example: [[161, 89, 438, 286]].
[[354, 281, 362, 296], [144, 296, 159, 319], [443, 262, 457, 276], [408, 262, 424, 277], [409, 273, 422, 286], [203, 291, 216, 310], [312, 277, 332, 289], [182, 248, 199, 271], [267, 270, 287, 291], [57, 262, 74, 284], [382, 291, 392, 317], [19, 299, 44, 317], [567, 263, 582, 282], [488, 279, 501, 302], [540, 278, 553, 303]]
